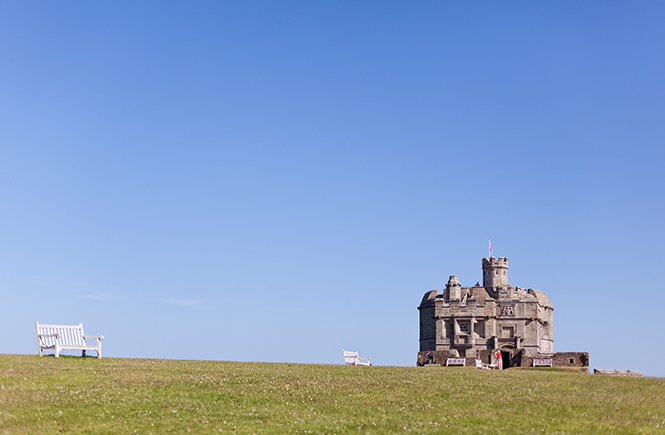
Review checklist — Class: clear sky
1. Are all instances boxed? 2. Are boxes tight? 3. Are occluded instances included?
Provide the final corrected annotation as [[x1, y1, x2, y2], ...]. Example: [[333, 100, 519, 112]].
[[1, 2, 664, 377]]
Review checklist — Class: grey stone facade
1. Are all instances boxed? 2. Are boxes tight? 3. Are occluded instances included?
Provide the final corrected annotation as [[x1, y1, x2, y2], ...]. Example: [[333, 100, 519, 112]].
[[418, 257, 554, 362]]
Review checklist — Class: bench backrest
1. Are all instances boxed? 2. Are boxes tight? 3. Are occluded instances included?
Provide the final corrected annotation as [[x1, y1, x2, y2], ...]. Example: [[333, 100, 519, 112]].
[[36, 323, 85, 347]]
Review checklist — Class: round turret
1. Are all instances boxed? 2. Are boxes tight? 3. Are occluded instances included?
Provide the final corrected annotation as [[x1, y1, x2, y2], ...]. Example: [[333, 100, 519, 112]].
[[482, 256, 509, 288]]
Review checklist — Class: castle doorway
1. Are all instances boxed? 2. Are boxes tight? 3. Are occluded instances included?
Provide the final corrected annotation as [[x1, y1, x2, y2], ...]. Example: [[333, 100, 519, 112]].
[[501, 350, 511, 369]]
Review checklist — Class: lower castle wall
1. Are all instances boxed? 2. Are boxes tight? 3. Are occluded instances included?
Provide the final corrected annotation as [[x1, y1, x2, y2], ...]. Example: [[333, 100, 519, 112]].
[[552, 352, 589, 368], [417, 350, 474, 366], [417, 350, 589, 369], [519, 352, 588, 368]]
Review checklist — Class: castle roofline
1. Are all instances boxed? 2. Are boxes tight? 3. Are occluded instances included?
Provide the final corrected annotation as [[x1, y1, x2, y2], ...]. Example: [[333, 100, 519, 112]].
[[528, 289, 553, 309]]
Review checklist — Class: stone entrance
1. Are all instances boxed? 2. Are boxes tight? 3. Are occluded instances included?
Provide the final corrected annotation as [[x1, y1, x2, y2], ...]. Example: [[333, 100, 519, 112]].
[[501, 350, 511, 369]]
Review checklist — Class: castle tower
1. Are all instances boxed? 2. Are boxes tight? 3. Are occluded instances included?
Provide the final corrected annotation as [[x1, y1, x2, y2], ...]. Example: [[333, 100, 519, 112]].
[[482, 256, 509, 288]]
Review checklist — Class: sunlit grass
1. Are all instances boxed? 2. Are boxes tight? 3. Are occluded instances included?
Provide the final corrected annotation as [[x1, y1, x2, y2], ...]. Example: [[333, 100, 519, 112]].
[[0, 354, 663, 434]]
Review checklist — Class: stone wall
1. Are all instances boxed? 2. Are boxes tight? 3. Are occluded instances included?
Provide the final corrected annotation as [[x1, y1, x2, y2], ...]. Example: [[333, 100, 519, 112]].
[[476, 349, 494, 365], [594, 369, 643, 376], [519, 352, 589, 368], [552, 352, 589, 368], [417, 350, 474, 366], [418, 350, 590, 370]]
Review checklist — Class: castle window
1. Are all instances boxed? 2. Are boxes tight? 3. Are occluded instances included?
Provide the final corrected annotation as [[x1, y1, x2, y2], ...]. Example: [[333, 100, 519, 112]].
[[495, 271, 498, 275], [503, 271, 506, 275], [459, 322, 469, 333]]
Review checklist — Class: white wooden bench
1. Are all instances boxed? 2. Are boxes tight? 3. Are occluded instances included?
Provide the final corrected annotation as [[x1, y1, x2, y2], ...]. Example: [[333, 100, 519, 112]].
[[475, 359, 489, 370], [343, 349, 371, 366], [35, 322, 104, 359], [532, 358, 553, 367], [475, 359, 497, 370], [446, 357, 466, 366]]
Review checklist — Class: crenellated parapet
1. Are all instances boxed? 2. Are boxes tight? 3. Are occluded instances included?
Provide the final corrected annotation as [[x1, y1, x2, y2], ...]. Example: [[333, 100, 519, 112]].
[[482, 256, 509, 267]]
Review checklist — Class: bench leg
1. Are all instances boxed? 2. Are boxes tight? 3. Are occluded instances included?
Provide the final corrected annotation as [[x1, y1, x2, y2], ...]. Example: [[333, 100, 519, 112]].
[[82, 350, 86, 357]]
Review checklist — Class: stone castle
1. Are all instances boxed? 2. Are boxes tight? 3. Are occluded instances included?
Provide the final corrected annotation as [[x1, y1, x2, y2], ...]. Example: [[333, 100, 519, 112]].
[[418, 257, 587, 368]]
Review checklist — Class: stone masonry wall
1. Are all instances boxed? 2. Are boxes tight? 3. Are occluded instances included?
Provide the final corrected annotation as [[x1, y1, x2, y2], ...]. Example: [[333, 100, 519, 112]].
[[552, 352, 589, 368], [418, 350, 590, 370], [520, 352, 589, 368], [417, 350, 474, 366]]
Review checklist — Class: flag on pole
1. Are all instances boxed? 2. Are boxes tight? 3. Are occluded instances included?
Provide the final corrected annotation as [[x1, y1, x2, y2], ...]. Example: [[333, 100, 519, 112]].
[[489, 238, 492, 257]]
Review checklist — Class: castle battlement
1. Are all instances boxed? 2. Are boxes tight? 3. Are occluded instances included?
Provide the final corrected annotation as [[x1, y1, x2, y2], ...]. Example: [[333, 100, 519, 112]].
[[482, 256, 509, 267]]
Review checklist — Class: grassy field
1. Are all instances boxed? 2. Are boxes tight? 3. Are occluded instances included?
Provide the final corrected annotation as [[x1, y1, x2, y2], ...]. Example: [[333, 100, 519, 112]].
[[0, 354, 663, 434]]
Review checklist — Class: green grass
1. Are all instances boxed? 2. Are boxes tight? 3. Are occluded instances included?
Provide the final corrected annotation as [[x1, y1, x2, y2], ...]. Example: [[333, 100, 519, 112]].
[[0, 354, 663, 434]]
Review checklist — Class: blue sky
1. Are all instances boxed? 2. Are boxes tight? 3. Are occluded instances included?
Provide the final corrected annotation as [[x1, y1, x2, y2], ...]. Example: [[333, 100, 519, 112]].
[[1, 2, 664, 376]]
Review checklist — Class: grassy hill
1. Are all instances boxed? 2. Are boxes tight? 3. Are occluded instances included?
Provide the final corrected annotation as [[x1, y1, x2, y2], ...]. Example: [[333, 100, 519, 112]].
[[0, 354, 663, 434]]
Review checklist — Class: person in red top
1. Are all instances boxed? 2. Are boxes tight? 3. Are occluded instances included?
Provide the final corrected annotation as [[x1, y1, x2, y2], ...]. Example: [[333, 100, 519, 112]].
[[495, 350, 502, 370]]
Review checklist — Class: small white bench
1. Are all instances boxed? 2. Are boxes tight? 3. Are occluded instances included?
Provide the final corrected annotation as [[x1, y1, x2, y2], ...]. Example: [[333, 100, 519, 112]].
[[475, 359, 497, 370], [532, 358, 553, 367], [446, 357, 466, 366], [475, 359, 489, 370], [343, 349, 371, 366], [35, 322, 104, 359]]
